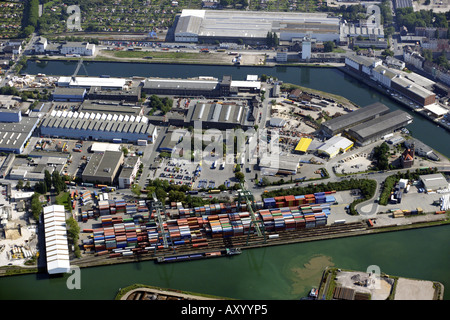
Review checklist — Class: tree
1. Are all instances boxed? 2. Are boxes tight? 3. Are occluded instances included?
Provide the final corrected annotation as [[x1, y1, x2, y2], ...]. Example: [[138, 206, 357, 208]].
[[235, 171, 245, 183], [324, 41, 335, 52], [44, 170, 52, 191]]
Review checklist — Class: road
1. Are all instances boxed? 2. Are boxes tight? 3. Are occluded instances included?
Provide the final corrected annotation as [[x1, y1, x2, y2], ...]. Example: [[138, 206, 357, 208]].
[[0, 33, 37, 87]]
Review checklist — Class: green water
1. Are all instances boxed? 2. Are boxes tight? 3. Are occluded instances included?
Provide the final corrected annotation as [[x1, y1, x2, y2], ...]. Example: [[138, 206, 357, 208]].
[[1, 225, 449, 300]]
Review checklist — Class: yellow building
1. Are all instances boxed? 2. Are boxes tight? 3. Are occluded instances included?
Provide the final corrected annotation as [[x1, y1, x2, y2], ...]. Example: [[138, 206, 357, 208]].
[[295, 138, 312, 154], [317, 135, 353, 158]]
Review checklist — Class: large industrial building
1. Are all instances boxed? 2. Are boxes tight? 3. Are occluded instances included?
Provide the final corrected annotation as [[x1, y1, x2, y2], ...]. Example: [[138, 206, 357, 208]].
[[39, 109, 157, 144], [420, 173, 449, 192], [345, 110, 413, 146], [390, 76, 436, 107], [174, 10, 342, 44], [320, 102, 390, 137], [82, 150, 124, 185], [57, 76, 128, 90], [87, 86, 141, 102], [316, 135, 354, 158], [141, 75, 260, 97], [52, 87, 87, 102], [259, 154, 300, 176], [43, 205, 71, 275], [0, 116, 39, 154], [184, 100, 254, 129]]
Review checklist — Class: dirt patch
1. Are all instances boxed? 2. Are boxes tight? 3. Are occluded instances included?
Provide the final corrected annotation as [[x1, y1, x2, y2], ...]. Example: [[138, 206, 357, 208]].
[[394, 278, 436, 300]]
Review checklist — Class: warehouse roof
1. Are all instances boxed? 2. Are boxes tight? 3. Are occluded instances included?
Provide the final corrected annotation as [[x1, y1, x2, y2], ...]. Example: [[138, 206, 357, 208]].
[[186, 100, 247, 126], [82, 151, 123, 179], [391, 76, 435, 100], [143, 78, 219, 91], [420, 173, 448, 191], [176, 9, 340, 39], [346, 110, 413, 140], [295, 138, 312, 153], [0, 117, 39, 152], [43, 205, 71, 275], [53, 87, 86, 96], [259, 154, 300, 175], [321, 102, 390, 134], [318, 135, 353, 156], [59, 76, 127, 89]]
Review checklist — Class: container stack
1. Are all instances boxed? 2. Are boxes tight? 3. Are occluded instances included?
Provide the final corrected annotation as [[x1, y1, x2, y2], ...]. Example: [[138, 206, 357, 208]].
[[98, 200, 110, 216], [263, 198, 276, 209], [219, 214, 233, 238], [125, 222, 138, 247], [314, 192, 326, 204], [101, 215, 113, 227], [115, 200, 126, 214], [126, 203, 137, 215]]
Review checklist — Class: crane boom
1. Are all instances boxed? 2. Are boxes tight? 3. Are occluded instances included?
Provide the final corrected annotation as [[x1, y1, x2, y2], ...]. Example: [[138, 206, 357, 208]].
[[150, 192, 168, 249]]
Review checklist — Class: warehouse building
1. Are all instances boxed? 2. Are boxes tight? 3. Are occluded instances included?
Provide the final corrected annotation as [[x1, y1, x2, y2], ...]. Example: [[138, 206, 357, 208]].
[[259, 154, 300, 176], [39, 110, 157, 144], [52, 87, 86, 102], [294, 137, 312, 154], [345, 55, 382, 77], [320, 102, 390, 137], [420, 173, 449, 192], [390, 75, 436, 107], [174, 10, 342, 44], [371, 65, 398, 88], [57, 76, 128, 90], [43, 205, 71, 275], [79, 102, 143, 116], [316, 135, 353, 158], [87, 86, 141, 102], [345, 110, 413, 146], [142, 77, 221, 97], [0, 117, 39, 154], [184, 100, 254, 129], [82, 151, 124, 185], [0, 109, 22, 123]]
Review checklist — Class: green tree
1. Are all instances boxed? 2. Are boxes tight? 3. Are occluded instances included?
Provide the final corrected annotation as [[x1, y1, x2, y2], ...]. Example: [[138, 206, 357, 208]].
[[235, 171, 245, 183]]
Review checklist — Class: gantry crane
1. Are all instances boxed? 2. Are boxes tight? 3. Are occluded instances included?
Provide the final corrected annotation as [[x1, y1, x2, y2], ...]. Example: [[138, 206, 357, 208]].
[[237, 182, 266, 245], [149, 192, 169, 250]]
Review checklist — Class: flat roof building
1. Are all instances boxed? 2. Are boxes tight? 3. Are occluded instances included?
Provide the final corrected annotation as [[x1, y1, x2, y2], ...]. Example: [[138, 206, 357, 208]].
[[40, 110, 157, 143], [391, 75, 436, 107], [294, 138, 312, 154], [43, 205, 71, 275], [118, 156, 141, 189], [0, 117, 39, 154], [259, 154, 300, 176], [82, 151, 124, 185], [420, 173, 448, 192], [185, 100, 254, 129], [58, 76, 127, 90], [320, 102, 390, 137], [175, 9, 342, 44], [345, 110, 413, 146], [317, 135, 354, 158], [52, 87, 86, 102]]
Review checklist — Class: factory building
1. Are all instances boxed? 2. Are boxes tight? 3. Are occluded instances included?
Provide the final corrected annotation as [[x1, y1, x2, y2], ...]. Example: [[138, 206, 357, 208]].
[[118, 156, 141, 189], [82, 151, 124, 185], [184, 100, 254, 130], [259, 154, 300, 176], [39, 110, 157, 144], [57, 76, 128, 90], [174, 10, 342, 44], [320, 102, 390, 137], [0, 117, 39, 154], [316, 135, 354, 158], [43, 205, 71, 275], [87, 86, 141, 102], [420, 173, 449, 192], [390, 76, 436, 107], [345, 110, 413, 146], [52, 87, 87, 102], [142, 77, 221, 97], [0, 110, 22, 123], [345, 55, 382, 77]]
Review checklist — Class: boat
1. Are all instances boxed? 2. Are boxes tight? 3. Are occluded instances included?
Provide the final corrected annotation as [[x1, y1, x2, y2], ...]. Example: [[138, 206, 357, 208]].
[[156, 248, 241, 263], [308, 288, 318, 299]]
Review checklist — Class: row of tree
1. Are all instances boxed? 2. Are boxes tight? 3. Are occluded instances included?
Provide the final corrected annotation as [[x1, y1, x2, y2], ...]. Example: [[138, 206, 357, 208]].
[[33, 170, 68, 195], [20, 0, 39, 37]]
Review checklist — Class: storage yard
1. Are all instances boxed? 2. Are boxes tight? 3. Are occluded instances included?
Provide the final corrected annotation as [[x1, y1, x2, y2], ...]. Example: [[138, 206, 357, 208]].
[[67, 185, 449, 269]]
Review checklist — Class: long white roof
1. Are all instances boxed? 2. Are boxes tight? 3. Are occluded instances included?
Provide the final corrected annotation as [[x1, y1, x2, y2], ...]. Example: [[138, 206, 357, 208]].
[[43, 205, 70, 275]]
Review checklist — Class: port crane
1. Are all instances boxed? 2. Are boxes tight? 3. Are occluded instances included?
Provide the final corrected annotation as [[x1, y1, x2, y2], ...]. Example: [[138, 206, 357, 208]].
[[71, 58, 88, 82], [148, 192, 170, 251], [237, 182, 266, 245]]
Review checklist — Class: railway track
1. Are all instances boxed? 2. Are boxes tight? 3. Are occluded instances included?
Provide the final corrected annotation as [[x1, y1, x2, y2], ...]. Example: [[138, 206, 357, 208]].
[[76, 222, 368, 267]]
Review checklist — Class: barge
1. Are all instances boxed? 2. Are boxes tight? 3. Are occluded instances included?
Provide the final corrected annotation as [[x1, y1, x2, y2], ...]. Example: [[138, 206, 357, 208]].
[[156, 248, 241, 263]]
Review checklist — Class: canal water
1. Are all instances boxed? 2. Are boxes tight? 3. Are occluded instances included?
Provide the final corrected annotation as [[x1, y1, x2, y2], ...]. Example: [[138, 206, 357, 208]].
[[0, 61, 447, 300]]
